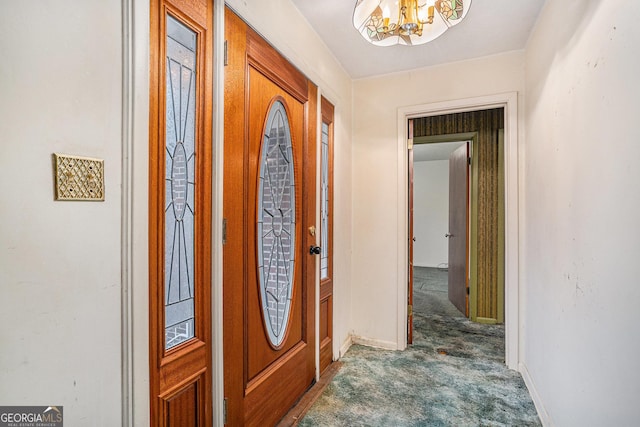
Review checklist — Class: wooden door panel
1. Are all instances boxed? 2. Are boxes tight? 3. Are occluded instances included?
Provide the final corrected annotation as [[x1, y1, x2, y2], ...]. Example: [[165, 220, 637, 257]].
[[319, 97, 334, 374], [319, 296, 332, 371], [149, 0, 213, 425], [448, 143, 469, 316], [224, 8, 317, 426], [244, 343, 311, 422], [246, 69, 306, 380], [164, 379, 200, 427]]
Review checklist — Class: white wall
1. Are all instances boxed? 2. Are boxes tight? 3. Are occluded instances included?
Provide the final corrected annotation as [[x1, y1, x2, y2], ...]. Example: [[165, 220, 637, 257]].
[[351, 51, 525, 347], [0, 1, 352, 425], [0, 1, 123, 425], [522, 0, 640, 424], [224, 0, 355, 360], [413, 160, 449, 268]]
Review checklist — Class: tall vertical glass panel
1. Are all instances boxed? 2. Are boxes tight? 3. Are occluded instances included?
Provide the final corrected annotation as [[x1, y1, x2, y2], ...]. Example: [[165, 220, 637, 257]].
[[257, 100, 296, 348], [320, 122, 329, 279], [165, 15, 197, 349]]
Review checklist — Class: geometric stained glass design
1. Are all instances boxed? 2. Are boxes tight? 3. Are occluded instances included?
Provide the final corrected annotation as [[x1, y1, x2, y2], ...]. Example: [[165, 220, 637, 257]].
[[320, 122, 329, 279], [165, 15, 197, 349], [257, 100, 296, 348]]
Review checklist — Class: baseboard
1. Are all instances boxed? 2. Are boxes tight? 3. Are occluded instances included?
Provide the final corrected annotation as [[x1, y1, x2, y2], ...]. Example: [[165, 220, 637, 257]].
[[519, 361, 552, 426], [413, 264, 446, 269], [351, 335, 398, 350], [475, 316, 498, 325], [339, 335, 353, 358]]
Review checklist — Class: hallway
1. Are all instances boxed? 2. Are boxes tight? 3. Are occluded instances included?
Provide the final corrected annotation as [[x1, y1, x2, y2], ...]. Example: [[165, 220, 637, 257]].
[[298, 267, 540, 426]]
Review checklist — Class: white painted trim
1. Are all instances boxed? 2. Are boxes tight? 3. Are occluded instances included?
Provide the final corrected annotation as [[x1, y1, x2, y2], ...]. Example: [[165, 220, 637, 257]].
[[396, 92, 520, 370], [351, 335, 398, 351], [131, 0, 151, 425], [120, 0, 134, 425], [520, 362, 552, 426], [212, 0, 225, 425], [314, 89, 322, 382]]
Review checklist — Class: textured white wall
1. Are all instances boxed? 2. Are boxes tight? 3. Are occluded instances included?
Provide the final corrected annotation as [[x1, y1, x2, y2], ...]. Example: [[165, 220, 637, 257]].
[[413, 160, 449, 268], [351, 52, 525, 346], [523, 0, 640, 424], [0, 1, 123, 425]]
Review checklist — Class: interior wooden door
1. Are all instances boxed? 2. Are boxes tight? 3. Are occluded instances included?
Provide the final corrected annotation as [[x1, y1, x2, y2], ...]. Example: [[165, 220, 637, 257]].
[[148, 0, 213, 425], [447, 142, 469, 316], [407, 119, 415, 344], [319, 97, 334, 373], [223, 8, 317, 426]]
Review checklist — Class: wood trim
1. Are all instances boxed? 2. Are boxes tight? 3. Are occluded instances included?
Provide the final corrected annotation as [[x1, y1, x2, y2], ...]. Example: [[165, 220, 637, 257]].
[[165, 0, 207, 27], [247, 30, 309, 104], [320, 96, 334, 284], [304, 79, 319, 357], [470, 133, 479, 321], [319, 96, 334, 373], [149, 0, 213, 425], [321, 97, 334, 124], [276, 361, 342, 426], [414, 132, 477, 145], [497, 129, 505, 323], [222, 8, 247, 425]]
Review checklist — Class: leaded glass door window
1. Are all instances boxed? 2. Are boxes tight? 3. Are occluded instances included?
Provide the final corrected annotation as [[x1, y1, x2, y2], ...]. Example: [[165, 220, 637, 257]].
[[320, 122, 330, 279], [164, 15, 197, 349], [319, 96, 334, 374], [257, 99, 296, 348]]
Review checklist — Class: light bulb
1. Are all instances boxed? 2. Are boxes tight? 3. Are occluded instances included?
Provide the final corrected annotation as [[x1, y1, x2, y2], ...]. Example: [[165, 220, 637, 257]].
[[417, 6, 427, 22], [382, 5, 391, 19]]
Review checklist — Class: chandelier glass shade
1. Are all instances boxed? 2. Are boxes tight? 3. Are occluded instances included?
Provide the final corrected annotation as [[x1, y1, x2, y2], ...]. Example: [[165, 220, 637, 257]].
[[353, 0, 471, 46]]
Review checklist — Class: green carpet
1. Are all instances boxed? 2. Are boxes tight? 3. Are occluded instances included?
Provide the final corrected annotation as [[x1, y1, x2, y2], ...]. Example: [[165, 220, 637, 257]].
[[298, 267, 540, 426]]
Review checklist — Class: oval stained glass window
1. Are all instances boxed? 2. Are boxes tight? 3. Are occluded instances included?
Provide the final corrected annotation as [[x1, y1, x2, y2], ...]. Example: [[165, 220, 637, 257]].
[[257, 99, 296, 348]]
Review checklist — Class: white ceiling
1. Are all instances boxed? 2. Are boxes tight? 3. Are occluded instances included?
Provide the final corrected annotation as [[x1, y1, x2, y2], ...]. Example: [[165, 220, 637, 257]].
[[290, 0, 546, 79], [414, 141, 465, 162]]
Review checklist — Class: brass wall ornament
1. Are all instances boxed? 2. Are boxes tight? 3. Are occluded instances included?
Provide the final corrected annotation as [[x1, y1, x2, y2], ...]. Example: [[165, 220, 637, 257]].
[[53, 153, 105, 201]]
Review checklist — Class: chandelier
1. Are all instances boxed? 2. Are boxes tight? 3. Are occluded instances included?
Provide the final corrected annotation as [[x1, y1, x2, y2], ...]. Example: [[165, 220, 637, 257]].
[[353, 0, 471, 46]]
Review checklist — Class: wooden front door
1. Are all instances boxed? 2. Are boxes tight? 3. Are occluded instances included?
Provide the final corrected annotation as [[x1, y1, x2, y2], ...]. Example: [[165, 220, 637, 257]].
[[149, 0, 214, 425], [224, 8, 317, 426], [448, 143, 469, 316]]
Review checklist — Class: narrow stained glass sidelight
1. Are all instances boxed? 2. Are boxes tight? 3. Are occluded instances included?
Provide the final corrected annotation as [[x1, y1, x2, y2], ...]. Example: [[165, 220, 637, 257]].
[[257, 100, 296, 348], [320, 122, 329, 279], [164, 15, 197, 350]]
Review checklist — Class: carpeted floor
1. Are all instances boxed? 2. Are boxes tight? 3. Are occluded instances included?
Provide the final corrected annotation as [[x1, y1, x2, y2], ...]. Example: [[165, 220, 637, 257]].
[[298, 267, 540, 426]]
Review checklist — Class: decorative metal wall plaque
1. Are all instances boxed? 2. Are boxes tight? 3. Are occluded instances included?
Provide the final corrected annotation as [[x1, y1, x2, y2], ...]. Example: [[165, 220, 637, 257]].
[[53, 153, 105, 201]]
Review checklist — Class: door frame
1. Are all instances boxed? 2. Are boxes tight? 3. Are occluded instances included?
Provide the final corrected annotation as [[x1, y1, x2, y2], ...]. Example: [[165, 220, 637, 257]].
[[222, 8, 318, 424], [318, 96, 335, 375], [148, 0, 214, 424], [124, 1, 224, 425], [396, 92, 520, 369]]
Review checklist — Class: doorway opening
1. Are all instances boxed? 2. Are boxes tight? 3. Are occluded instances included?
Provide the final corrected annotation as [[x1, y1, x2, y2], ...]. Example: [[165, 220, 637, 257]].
[[411, 140, 469, 324], [406, 107, 507, 357]]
